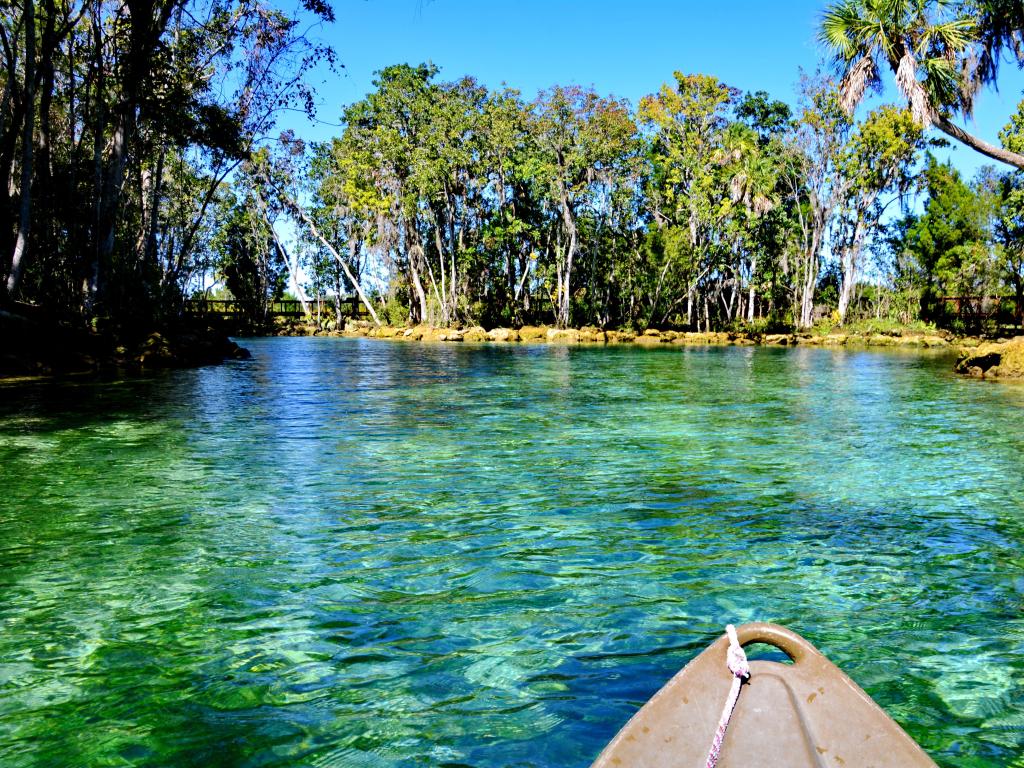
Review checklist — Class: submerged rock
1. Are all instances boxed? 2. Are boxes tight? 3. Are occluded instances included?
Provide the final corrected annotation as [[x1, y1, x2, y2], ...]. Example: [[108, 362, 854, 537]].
[[955, 337, 1024, 380]]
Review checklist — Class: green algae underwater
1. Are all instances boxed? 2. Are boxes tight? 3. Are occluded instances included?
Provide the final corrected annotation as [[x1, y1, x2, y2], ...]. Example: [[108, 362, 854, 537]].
[[1, 338, 1023, 768]]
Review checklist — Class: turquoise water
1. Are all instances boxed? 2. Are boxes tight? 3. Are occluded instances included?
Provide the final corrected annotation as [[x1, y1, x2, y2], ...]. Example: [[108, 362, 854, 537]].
[[1, 338, 1023, 767]]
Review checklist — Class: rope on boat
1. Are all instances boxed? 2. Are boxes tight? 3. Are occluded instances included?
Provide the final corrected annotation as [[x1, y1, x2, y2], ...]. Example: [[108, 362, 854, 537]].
[[704, 624, 750, 768]]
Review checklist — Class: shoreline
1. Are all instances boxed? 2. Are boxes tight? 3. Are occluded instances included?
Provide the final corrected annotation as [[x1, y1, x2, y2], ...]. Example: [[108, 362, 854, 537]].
[[277, 322, 961, 350], [0, 307, 250, 379], [11, 312, 1024, 383]]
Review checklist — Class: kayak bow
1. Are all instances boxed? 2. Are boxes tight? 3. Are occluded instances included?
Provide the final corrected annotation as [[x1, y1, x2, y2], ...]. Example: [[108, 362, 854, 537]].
[[590, 622, 936, 768]]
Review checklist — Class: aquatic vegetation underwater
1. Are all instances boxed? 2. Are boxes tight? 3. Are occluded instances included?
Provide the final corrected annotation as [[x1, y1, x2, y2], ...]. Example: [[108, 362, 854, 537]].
[[1, 338, 1022, 767]]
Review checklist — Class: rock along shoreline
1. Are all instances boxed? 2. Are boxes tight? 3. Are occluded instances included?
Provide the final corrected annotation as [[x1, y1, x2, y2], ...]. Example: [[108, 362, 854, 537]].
[[954, 337, 1024, 380], [318, 323, 1024, 381], [296, 322, 957, 349]]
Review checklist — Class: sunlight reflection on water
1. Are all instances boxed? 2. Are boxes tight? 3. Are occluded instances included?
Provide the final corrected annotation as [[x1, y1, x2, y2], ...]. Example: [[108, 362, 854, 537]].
[[0, 338, 1022, 767]]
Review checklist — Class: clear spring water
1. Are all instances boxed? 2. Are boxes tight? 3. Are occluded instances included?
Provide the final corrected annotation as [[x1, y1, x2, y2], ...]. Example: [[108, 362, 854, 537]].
[[1, 338, 1023, 767]]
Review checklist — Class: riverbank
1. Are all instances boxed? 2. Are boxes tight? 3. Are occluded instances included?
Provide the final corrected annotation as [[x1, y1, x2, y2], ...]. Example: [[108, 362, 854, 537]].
[[0, 306, 250, 378], [955, 337, 1024, 380], [276, 320, 958, 350]]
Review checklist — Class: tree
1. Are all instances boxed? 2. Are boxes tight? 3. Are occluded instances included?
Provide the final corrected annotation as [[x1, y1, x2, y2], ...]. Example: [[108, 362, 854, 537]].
[[994, 171, 1024, 323], [820, 0, 1024, 169], [719, 122, 783, 323], [533, 86, 639, 328], [832, 105, 926, 322], [257, 139, 382, 326], [896, 157, 1000, 326], [780, 76, 854, 328], [213, 196, 286, 328], [639, 73, 736, 329], [477, 87, 543, 325], [0, 0, 334, 332]]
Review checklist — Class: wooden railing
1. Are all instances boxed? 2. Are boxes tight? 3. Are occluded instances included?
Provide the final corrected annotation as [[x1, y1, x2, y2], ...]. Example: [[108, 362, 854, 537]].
[[185, 297, 371, 319], [937, 295, 1022, 332]]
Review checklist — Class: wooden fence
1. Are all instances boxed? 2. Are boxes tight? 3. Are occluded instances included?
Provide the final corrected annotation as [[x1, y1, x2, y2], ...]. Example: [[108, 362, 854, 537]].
[[185, 297, 371, 320], [938, 295, 1022, 331]]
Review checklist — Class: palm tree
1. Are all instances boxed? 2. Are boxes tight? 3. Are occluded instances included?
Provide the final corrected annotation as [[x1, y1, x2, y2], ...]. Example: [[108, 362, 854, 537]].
[[820, 0, 1024, 169], [721, 124, 780, 218], [719, 123, 781, 322]]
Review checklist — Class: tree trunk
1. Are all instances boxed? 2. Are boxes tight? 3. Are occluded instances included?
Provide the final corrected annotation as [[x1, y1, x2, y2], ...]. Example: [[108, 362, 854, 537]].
[[87, 0, 104, 306], [91, 110, 130, 305], [798, 226, 822, 329], [799, 249, 817, 329], [34, 2, 56, 255], [933, 113, 1024, 171], [837, 250, 854, 324], [284, 192, 380, 326], [747, 255, 757, 324], [138, 146, 165, 270], [558, 192, 577, 328], [432, 215, 449, 324], [408, 239, 428, 323], [254, 189, 308, 316], [6, 0, 36, 298]]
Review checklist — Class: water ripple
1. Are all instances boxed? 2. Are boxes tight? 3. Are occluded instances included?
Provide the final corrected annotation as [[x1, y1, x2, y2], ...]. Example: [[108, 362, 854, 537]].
[[0, 340, 1022, 767]]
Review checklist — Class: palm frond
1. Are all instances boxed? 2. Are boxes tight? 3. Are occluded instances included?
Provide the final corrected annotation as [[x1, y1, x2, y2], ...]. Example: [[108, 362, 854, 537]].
[[917, 17, 977, 57], [919, 55, 968, 114], [819, 0, 870, 59], [895, 51, 933, 126], [838, 54, 878, 114]]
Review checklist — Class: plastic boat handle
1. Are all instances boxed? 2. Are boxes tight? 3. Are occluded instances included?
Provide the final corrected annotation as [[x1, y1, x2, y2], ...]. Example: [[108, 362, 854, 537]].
[[734, 622, 818, 665]]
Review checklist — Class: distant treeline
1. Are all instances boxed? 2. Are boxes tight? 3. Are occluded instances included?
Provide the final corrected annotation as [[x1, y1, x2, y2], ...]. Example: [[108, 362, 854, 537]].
[[250, 62, 1024, 334], [2, 0, 1022, 336]]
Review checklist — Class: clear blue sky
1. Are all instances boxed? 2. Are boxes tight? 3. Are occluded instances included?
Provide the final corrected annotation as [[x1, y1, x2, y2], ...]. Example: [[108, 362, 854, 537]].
[[295, 0, 1024, 177]]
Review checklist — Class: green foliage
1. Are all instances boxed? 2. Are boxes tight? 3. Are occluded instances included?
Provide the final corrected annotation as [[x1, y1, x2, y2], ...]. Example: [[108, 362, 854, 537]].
[[736, 91, 794, 142], [887, 156, 1008, 330], [820, 0, 1024, 169], [0, 0, 334, 332], [289, 61, 1020, 335], [8, 0, 1023, 343], [811, 316, 941, 337], [213, 199, 287, 328], [381, 295, 410, 327], [1000, 100, 1024, 155], [994, 170, 1024, 319]]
